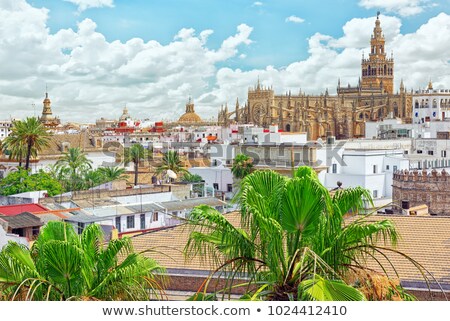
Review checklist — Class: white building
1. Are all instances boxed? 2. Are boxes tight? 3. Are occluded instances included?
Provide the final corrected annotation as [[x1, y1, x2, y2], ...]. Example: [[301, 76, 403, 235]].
[[64, 196, 226, 236], [189, 167, 234, 199], [412, 82, 450, 124], [365, 82, 450, 140], [0, 120, 14, 141], [322, 149, 409, 208], [242, 125, 307, 145]]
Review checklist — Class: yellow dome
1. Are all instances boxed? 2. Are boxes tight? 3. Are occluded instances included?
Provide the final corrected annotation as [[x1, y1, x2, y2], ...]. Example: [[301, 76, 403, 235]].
[[178, 112, 202, 123], [178, 98, 202, 123]]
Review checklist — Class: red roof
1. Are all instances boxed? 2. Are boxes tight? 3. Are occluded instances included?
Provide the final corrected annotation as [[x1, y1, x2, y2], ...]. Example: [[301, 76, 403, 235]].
[[0, 203, 49, 216]]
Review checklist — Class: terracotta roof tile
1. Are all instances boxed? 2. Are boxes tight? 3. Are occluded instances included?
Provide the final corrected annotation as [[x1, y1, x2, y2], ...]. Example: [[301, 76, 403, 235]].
[[132, 212, 450, 289], [131, 211, 241, 273]]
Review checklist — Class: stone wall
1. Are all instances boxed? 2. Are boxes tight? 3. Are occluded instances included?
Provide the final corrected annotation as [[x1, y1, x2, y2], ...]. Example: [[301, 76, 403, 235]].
[[392, 169, 450, 215]]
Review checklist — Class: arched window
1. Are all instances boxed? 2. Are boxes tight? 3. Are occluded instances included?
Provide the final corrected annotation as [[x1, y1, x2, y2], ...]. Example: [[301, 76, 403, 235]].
[[384, 65, 387, 75]]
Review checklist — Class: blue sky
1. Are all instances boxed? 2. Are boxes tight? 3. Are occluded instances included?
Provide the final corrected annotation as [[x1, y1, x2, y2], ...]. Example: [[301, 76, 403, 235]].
[[1, 0, 450, 122], [33, 0, 448, 69]]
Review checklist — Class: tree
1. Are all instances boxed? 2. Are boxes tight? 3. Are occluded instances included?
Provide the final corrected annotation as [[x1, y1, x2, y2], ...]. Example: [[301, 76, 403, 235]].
[[98, 166, 128, 183], [54, 147, 92, 190], [182, 172, 204, 197], [155, 150, 187, 180], [125, 144, 146, 186], [0, 221, 166, 301], [1, 117, 51, 170], [0, 169, 63, 196], [184, 167, 410, 301], [231, 153, 253, 179]]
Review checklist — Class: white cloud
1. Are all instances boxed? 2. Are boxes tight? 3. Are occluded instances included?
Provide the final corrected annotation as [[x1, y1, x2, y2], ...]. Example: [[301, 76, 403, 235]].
[[0, 1, 449, 124], [64, 0, 114, 12], [206, 13, 450, 111], [252, 2, 263, 6], [358, 0, 434, 17], [285, 15, 305, 23], [0, 0, 253, 122]]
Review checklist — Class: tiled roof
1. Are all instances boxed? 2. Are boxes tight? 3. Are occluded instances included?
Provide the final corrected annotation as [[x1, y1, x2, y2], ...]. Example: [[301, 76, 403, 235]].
[[0, 203, 49, 216], [345, 215, 450, 290], [131, 211, 241, 274], [132, 212, 450, 290], [0, 212, 43, 228]]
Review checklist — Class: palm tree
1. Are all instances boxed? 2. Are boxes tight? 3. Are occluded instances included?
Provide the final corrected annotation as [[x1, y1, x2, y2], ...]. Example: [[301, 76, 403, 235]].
[[2, 118, 50, 169], [1, 134, 26, 167], [231, 153, 253, 179], [55, 147, 92, 189], [98, 166, 128, 183], [156, 150, 187, 180], [0, 221, 166, 301], [125, 144, 146, 186], [185, 167, 407, 301], [182, 172, 204, 196]]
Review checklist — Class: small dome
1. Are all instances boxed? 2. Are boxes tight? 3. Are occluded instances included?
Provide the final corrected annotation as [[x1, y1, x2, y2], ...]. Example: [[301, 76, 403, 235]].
[[178, 112, 202, 123], [178, 98, 202, 123], [119, 106, 131, 121]]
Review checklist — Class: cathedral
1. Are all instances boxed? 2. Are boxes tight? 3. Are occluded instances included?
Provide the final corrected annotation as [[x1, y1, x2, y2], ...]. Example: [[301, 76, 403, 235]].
[[218, 13, 413, 140]]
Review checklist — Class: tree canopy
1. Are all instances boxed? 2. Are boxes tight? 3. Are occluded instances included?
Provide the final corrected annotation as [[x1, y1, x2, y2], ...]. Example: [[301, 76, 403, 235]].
[[185, 167, 414, 301], [0, 221, 165, 301], [0, 169, 62, 196]]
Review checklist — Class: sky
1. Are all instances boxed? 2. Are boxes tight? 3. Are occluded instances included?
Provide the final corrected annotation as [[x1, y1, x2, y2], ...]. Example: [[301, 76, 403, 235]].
[[0, 0, 450, 123]]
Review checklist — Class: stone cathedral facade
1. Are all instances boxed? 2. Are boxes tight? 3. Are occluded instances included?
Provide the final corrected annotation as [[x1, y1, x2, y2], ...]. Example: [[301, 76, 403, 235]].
[[218, 14, 413, 140]]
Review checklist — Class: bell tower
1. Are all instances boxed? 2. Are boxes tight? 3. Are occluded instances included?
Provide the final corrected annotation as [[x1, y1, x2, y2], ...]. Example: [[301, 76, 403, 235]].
[[41, 91, 54, 121], [361, 12, 394, 94]]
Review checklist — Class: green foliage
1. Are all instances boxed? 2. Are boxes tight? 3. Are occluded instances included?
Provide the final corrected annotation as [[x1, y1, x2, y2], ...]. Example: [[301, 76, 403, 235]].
[[0, 221, 166, 301], [231, 153, 253, 179], [1, 117, 51, 170], [125, 144, 147, 186], [156, 150, 187, 179], [185, 166, 409, 301], [0, 169, 62, 196], [50, 147, 127, 192], [182, 172, 204, 196]]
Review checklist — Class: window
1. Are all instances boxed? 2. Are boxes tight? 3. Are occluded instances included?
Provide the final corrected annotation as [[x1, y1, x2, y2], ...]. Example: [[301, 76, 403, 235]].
[[140, 214, 145, 230], [227, 184, 233, 192], [32, 226, 40, 237], [373, 165, 377, 174], [393, 165, 398, 172], [428, 151, 434, 156], [386, 165, 390, 170], [126, 216, 135, 229], [417, 150, 422, 154], [332, 164, 337, 173], [115, 217, 121, 232], [442, 150, 447, 158], [373, 190, 378, 198], [77, 223, 84, 235], [213, 183, 219, 190], [152, 212, 159, 222]]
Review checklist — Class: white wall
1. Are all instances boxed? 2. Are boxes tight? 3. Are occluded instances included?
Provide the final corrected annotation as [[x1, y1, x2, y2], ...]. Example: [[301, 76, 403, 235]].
[[189, 167, 234, 198], [0, 225, 28, 249]]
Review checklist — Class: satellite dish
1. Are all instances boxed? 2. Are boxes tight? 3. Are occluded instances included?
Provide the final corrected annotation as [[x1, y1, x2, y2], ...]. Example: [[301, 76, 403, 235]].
[[167, 170, 177, 179]]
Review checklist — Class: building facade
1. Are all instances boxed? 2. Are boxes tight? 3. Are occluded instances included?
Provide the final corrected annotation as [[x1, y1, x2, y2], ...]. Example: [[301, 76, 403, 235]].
[[393, 169, 450, 216], [218, 15, 412, 141]]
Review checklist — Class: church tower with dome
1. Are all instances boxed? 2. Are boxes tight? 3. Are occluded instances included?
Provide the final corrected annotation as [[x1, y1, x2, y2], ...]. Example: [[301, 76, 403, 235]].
[[39, 91, 61, 128], [178, 97, 203, 124], [361, 12, 394, 94], [217, 13, 412, 140]]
